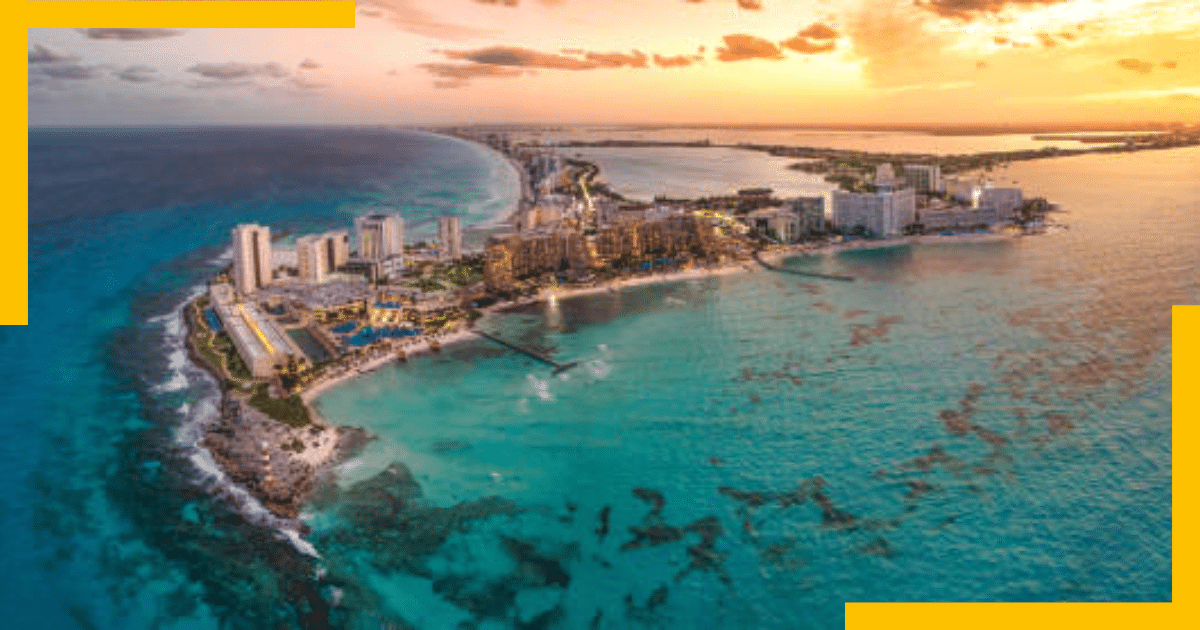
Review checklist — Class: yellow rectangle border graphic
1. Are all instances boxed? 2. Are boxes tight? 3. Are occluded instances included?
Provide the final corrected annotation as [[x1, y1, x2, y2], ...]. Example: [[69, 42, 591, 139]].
[[12, 6, 1190, 630]]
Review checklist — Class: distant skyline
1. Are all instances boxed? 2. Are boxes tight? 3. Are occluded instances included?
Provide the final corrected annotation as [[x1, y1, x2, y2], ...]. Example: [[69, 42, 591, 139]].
[[27, 0, 1200, 126]]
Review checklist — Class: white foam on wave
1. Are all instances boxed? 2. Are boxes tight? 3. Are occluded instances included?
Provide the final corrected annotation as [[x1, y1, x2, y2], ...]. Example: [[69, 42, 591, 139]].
[[147, 285, 207, 394], [526, 374, 554, 401]]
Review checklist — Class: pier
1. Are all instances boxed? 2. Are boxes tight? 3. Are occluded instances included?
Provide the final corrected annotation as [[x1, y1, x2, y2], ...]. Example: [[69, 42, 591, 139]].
[[473, 330, 579, 374], [753, 251, 855, 282]]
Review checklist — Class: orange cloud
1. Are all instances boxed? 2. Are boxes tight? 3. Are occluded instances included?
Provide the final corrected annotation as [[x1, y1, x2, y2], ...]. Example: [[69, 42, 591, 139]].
[[584, 50, 649, 69], [441, 46, 599, 70], [653, 53, 703, 68], [418, 61, 526, 88], [796, 23, 838, 40], [357, 1, 492, 40], [916, 0, 1069, 21], [684, 0, 762, 8], [782, 36, 836, 54], [716, 34, 785, 62], [1116, 58, 1154, 74]]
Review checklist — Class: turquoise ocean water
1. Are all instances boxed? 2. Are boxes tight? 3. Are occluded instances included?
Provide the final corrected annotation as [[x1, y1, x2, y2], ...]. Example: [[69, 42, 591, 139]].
[[10, 128, 1189, 629]]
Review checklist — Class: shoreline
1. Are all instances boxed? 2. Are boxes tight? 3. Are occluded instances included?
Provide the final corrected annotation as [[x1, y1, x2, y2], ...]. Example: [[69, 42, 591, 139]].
[[488, 230, 1020, 311], [300, 328, 479, 404], [188, 128, 1025, 531]]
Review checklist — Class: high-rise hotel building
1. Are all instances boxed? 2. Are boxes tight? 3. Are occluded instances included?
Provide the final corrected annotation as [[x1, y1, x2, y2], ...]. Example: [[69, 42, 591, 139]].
[[355, 213, 405, 261], [438, 215, 463, 260], [231, 224, 272, 297], [295, 235, 327, 283]]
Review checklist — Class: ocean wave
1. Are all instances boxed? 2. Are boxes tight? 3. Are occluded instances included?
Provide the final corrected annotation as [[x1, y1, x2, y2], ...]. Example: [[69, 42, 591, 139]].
[[147, 286, 206, 394]]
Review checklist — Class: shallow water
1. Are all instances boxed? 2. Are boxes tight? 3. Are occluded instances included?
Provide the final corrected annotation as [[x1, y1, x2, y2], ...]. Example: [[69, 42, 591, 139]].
[[310, 148, 1194, 627], [9, 128, 1189, 630]]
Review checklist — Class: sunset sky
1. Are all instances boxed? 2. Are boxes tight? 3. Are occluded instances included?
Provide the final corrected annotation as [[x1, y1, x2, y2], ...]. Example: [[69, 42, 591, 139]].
[[27, 0, 1200, 126]]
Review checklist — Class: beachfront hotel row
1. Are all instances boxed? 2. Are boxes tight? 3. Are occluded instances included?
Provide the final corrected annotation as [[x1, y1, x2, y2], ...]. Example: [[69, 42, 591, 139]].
[[211, 212, 464, 378], [207, 147, 1026, 382]]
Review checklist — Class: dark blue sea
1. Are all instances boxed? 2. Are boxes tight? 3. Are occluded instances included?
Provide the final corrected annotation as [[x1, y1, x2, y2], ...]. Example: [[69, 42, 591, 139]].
[[8, 128, 1190, 630]]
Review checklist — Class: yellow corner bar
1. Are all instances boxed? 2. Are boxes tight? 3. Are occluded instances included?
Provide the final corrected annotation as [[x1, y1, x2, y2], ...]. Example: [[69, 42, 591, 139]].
[[848, 305, 1193, 628], [8, 2, 354, 324], [23, 2, 356, 29]]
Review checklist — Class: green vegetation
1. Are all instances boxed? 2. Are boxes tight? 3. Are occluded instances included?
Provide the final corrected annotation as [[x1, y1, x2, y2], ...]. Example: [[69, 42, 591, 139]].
[[412, 278, 447, 292], [248, 383, 311, 428], [187, 301, 255, 388]]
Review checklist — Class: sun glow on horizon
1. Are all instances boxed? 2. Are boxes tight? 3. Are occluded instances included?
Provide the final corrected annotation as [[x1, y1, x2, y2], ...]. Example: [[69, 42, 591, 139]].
[[25, 0, 1200, 126]]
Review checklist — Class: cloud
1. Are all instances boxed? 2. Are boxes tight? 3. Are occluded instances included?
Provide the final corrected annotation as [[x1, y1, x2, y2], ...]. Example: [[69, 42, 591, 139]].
[[1162, 60, 1178, 69], [29, 44, 78, 64], [299, 58, 322, 70], [583, 50, 648, 68], [419, 62, 527, 80], [1037, 32, 1057, 47], [286, 76, 329, 90], [356, 1, 492, 40], [78, 28, 185, 40], [115, 65, 158, 83], [716, 34, 784, 62], [976, 60, 988, 69], [796, 23, 838, 40], [993, 36, 1010, 45], [653, 53, 703, 68], [186, 61, 290, 81], [419, 61, 526, 88], [33, 64, 105, 80], [1116, 58, 1155, 74], [915, 0, 1069, 21], [684, 0, 762, 8], [782, 35, 836, 54], [1166, 92, 1198, 101], [190, 79, 257, 90], [781, 22, 839, 54], [440, 46, 597, 70]]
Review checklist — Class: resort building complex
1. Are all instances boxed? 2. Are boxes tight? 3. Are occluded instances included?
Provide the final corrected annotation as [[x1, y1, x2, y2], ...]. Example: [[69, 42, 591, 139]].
[[208, 283, 305, 377]]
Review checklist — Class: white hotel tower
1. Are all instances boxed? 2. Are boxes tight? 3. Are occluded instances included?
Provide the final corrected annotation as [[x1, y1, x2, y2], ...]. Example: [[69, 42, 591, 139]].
[[231, 224, 272, 297], [355, 213, 405, 261]]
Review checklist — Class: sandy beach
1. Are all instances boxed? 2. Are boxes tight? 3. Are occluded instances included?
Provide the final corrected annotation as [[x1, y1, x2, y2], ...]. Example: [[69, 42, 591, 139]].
[[300, 328, 478, 403]]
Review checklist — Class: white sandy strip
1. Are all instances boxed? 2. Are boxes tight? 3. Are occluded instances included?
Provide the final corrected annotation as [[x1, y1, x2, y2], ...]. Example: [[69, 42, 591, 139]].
[[300, 328, 478, 404]]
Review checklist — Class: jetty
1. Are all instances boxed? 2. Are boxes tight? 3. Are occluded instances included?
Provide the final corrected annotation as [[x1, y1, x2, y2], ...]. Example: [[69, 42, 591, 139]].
[[753, 251, 855, 282], [473, 330, 579, 374]]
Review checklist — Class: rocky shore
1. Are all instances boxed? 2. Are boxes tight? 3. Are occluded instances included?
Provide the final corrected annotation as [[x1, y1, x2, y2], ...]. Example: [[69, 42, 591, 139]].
[[183, 297, 374, 520], [201, 396, 373, 519]]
